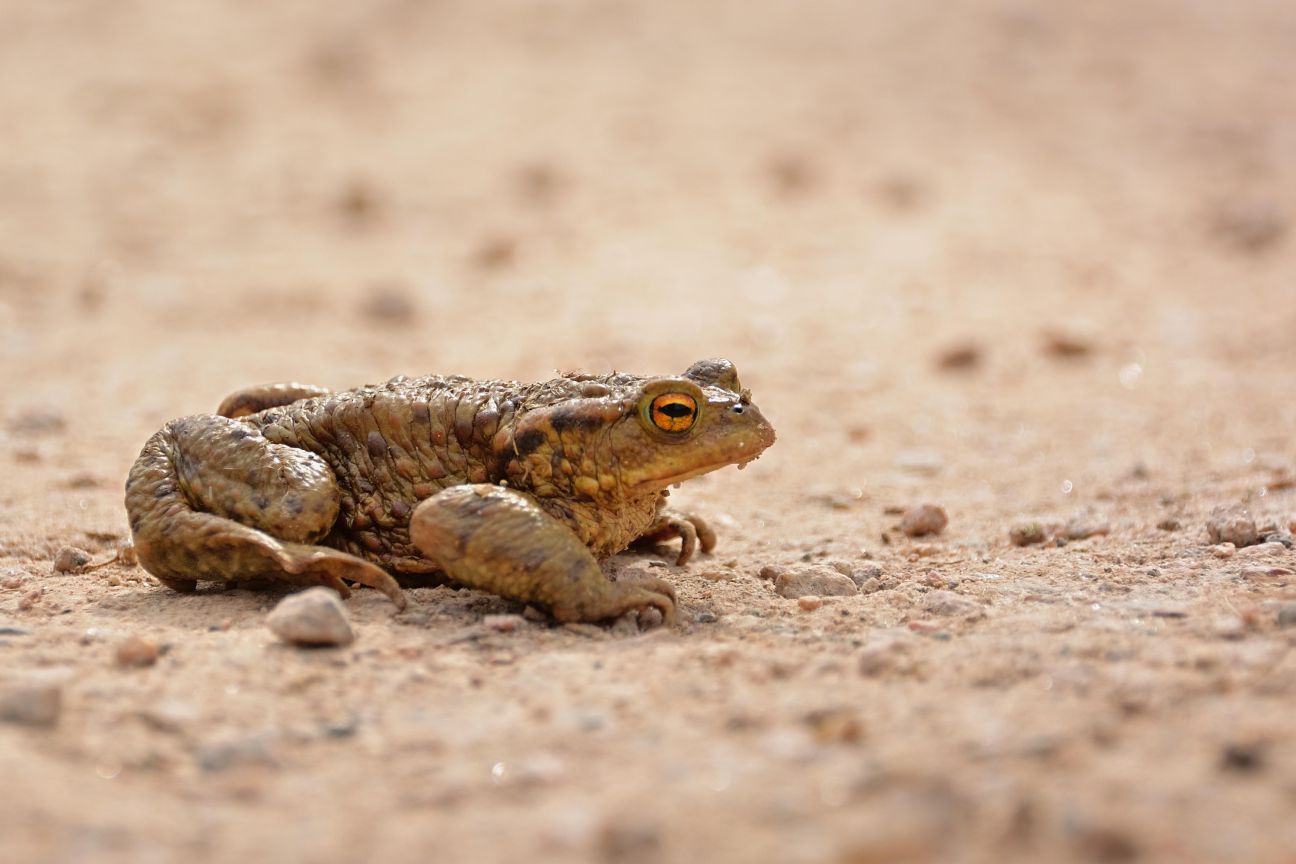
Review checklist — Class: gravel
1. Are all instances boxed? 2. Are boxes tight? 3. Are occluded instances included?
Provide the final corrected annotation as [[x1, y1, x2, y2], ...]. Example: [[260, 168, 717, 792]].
[[921, 590, 980, 616], [266, 588, 354, 647], [900, 504, 948, 538], [199, 732, 278, 773], [52, 546, 91, 573], [935, 341, 982, 371], [1237, 541, 1287, 558], [1009, 522, 1047, 546], [0, 679, 62, 727], [1206, 506, 1259, 547], [1240, 566, 1294, 585], [115, 635, 161, 668], [765, 564, 859, 599], [1063, 518, 1110, 541], [483, 614, 528, 633], [358, 281, 416, 325], [857, 632, 918, 677], [1041, 323, 1096, 358]]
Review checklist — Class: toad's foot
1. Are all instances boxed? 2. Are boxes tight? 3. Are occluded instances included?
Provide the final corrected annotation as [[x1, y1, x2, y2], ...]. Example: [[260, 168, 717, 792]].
[[126, 415, 406, 609], [410, 484, 677, 626], [633, 510, 717, 566]]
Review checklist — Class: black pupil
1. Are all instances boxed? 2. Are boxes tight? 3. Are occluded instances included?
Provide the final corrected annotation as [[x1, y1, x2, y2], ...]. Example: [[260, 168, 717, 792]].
[[658, 401, 693, 418]]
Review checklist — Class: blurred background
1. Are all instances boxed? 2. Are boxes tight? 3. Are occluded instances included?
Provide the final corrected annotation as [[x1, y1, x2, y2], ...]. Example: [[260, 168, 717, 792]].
[[3, 1, 1293, 492], [2, 0, 1296, 479], [2, 2, 1295, 862]]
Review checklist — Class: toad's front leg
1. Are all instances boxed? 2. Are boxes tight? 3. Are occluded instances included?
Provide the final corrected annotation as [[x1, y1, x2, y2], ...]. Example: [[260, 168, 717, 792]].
[[634, 509, 717, 566], [409, 485, 677, 625]]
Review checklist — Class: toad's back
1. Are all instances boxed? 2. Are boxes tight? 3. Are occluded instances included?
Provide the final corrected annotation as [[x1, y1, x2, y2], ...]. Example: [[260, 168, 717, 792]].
[[248, 374, 592, 571]]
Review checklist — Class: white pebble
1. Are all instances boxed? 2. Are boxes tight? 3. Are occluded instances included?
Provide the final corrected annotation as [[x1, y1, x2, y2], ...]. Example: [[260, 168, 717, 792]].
[[267, 588, 354, 647]]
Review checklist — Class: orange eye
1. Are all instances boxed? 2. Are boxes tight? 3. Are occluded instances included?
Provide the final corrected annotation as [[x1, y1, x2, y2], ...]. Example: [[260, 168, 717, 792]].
[[649, 393, 698, 433]]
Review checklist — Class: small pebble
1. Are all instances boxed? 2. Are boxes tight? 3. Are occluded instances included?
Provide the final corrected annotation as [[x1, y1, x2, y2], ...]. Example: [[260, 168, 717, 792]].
[[1238, 542, 1286, 558], [1209, 198, 1287, 254], [1275, 603, 1296, 629], [858, 634, 916, 677], [847, 563, 884, 588], [1210, 543, 1236, 559], [483, 614, 527, 633], [922, 590, 979, 617], [139, 701, 199, 733], [766, 151, 817, 196], [115, 636, 160, 668], [893, 449, 944, 475], [358, 282, 416, 325], [609, 612, 642, 638], [934, 341, 982, 371], [767, 565, 858, 599], [802, 707, 864, 744], [1157, 518, 1181, 532], [9, 409, 66, 436], [1064, 519, 1110, 541], [1010, 522, 1047, 546], [52, 546, 92, 573], [1263, 533, 1293, 549], [797, 596, 823, 611], [515, 161, 563, 206], [336, 178, 381, 225], [199, 732, 277, 773], [562, 623, 608, 640], [1206, 506, 1258, 548], [900, 504, 948, 538], [1240, 566, 1294, 585], [1041, 324, 1096, 358], [473, 234, 518, 270], [1213, 616, 1246, 640], [266, 588, 354, 647], [322, 714, 361, 738], [638, 606, 664, 630], [0, 679, 62, 727], [1219, 740, 1268, 774]]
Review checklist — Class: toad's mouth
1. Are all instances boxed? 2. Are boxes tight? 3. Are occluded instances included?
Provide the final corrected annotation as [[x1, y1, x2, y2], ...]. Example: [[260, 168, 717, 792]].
[[636, 453, 766, 489]]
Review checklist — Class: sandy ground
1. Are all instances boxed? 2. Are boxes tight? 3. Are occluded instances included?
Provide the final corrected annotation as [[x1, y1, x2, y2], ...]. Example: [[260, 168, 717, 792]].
[[2, 1, 1295, 862]]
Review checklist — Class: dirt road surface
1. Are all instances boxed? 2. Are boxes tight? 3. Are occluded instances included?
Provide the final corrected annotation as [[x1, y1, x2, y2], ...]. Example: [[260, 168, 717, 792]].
[[2, 2, 1294, 862]]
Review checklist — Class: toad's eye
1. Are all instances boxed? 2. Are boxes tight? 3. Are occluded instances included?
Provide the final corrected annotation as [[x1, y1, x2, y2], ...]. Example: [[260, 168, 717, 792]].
[[649, 393, 698, 433]]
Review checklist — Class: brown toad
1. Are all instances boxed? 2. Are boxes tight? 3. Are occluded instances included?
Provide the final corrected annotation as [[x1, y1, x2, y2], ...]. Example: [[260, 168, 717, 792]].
[[124, 359, 775, 624]]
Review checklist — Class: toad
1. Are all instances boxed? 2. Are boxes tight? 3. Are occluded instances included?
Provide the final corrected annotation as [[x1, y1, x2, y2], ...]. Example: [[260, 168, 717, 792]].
[[124, 359, 775, 624]]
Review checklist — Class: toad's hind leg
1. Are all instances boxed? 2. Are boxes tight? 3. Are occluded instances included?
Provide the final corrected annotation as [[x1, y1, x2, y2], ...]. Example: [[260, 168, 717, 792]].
[[125, 415, 405, 608], [217, 382, 332, 418], [409, 485, 676, 625]]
